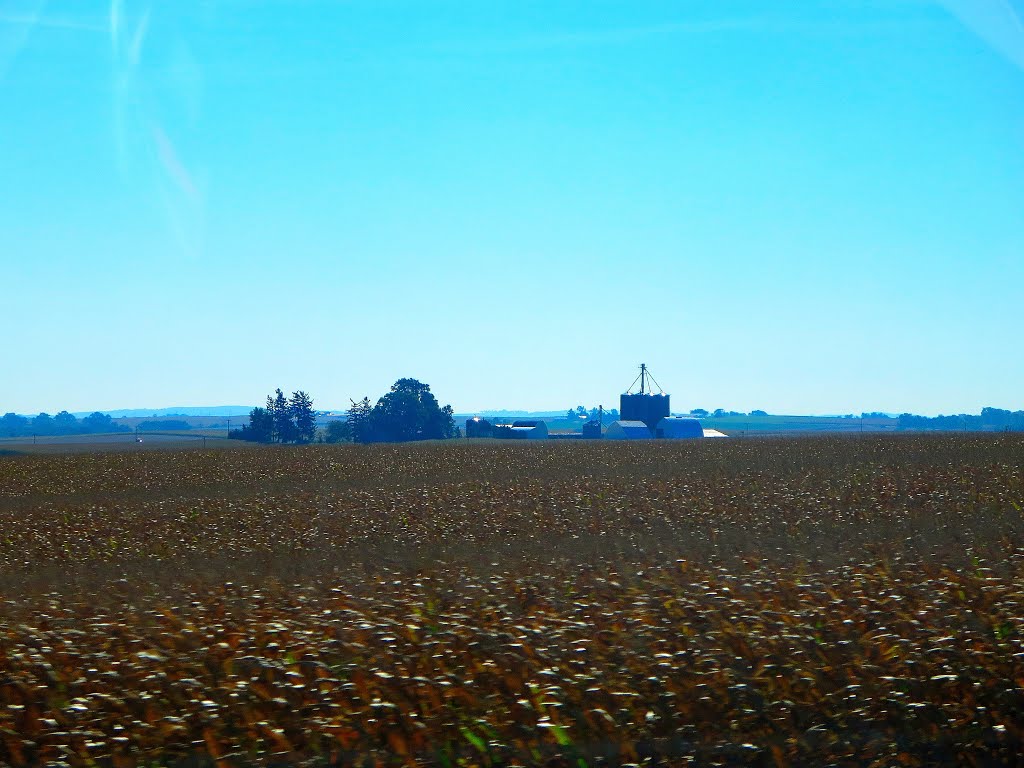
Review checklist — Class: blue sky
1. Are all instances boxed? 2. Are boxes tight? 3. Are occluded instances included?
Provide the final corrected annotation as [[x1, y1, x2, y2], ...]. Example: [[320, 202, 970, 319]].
[[2, 0, 1022, 416]]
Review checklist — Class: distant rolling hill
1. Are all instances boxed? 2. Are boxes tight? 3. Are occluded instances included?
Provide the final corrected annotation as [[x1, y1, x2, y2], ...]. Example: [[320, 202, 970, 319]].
[[78, 406, 256, 418]]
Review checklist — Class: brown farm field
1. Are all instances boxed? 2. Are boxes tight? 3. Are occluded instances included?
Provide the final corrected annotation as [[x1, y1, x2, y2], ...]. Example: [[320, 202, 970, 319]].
[[1, 435, 1023, 766], [0, 431, 243, 456]]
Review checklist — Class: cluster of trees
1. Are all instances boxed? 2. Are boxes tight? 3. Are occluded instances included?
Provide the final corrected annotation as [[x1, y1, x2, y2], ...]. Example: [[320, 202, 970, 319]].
[[1, 410, 126, 438], [898, 407, 1024, 432], [689, 409, 757, 418], [831, 413, 893, 420], [562, 406, 775, 420], [565, 406, 620, 421], [325, 378, 456, 444], [231, 389, 316, 443]]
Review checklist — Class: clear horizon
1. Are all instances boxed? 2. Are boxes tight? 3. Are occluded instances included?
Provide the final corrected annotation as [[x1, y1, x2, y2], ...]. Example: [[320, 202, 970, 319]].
[[3, 0, 1022, 417], [20, 399, 1024, 421]]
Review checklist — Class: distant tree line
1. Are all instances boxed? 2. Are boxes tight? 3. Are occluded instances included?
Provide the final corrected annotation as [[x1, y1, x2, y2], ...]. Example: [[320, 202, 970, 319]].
[[325, 378, 456, 444], [230, 389, 317, 444], [898, 407, 1024, 432], [689, 407, 1023, 430], [0, 411, 127, 438], [690, 409, 752, 418], [565, 406, 620, 421]]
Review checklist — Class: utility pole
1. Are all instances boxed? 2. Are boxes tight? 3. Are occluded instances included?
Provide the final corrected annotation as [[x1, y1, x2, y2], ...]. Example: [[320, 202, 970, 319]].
[[640, 363, 647, 395]]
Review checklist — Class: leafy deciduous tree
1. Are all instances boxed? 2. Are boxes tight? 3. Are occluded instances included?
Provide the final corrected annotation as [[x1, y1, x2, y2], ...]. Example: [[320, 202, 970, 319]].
[[323, 420, 350, 444], [33, 412, 54, 435], [241, 407, 273, 442], [82, 412, 117, 432], [1, 413, 28, 438], [369, 379, 455, 442], [54, 411, 77, 431]]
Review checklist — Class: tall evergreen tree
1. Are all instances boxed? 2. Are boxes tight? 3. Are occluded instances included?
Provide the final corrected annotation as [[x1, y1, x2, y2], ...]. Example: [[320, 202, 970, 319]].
[[289, 391, 316, 443], [265, 393, 279, 442], [346, 397, 373, 444], [272, 388, 293, 443]]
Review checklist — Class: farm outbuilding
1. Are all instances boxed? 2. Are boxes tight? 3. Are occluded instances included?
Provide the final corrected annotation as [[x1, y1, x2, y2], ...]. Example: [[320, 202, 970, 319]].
[[604, 420, 653, 440], [494, 420, 548, 440], [465, 417, 494, 438], [655, 417, 703, 439]]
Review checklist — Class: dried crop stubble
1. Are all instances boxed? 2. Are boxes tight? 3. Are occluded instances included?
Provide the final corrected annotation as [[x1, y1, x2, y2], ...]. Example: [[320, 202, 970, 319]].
[[0, 434, 1022, 765]]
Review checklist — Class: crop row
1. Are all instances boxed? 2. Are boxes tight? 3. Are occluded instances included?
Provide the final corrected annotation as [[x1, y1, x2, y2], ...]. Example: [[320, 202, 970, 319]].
[[2, 553, 1024, 767], [0, 435, 1022, 765]]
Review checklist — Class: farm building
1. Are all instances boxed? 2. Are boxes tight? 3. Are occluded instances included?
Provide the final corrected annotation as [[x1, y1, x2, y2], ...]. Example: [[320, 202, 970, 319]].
[[494, 420, 548, 440], [620, 364, 671, 432], [655, 416, 703, 439], [600, 367, 722, 439], [465, 417, 494, 438], [604, 420, 653, 440], [620, 393, 670, 433]]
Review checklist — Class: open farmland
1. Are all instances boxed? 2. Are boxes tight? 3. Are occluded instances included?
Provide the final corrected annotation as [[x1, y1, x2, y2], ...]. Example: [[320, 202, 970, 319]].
[[0, 432, 241, 456], [1, 436, 1023, 766]]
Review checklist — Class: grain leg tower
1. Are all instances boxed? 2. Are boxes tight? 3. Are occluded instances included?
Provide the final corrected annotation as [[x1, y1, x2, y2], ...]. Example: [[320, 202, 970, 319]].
[[620, 363, 670, 435]]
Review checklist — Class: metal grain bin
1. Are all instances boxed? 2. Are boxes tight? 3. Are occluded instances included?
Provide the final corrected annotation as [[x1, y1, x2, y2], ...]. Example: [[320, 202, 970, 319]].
[[620, 393, 671, 433]]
